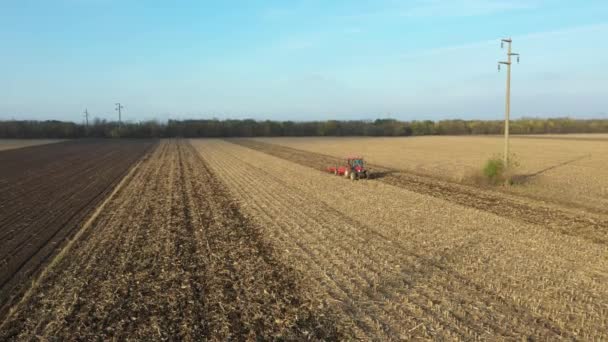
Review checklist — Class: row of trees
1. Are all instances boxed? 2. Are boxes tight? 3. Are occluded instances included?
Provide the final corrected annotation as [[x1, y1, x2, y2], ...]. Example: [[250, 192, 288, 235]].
[[1, 117, 607, 139]]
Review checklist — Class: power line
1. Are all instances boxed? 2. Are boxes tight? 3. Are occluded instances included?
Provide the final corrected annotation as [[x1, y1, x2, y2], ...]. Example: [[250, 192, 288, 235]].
[[498, 38, 520, 168]]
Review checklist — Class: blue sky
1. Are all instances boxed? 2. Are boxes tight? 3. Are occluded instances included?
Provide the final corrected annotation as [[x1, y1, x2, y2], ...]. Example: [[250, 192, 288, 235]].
[[1, 0, 606, 122]]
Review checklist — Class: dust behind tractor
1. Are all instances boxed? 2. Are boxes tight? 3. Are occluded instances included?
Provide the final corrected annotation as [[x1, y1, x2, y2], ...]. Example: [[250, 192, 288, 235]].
[[326, 157, 371, 180]]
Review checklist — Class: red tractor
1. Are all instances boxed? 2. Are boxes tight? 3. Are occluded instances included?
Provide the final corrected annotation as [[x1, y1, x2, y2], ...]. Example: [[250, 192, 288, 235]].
[[327, 157, 371, 180]]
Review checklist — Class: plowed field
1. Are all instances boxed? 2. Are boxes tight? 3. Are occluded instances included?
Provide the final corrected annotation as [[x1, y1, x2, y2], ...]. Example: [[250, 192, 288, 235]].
[[2, 138, 606, 340], [0, 140, 346, 340], [192, 139, 608, 340], [0, 140, 155, 316]]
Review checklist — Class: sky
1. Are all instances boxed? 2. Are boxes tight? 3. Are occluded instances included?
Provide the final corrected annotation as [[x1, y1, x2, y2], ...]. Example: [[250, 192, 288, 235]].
[[1, 0, 607, 122]]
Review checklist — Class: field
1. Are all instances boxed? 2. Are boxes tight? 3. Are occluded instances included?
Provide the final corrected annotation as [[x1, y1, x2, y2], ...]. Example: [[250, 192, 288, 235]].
[[1, 138, 607, 340], [0, 140, 345, 340], [0, 140, 155, 316], [253, 136, 608, 212], [520, 133, 608, 140], [0, 139, 64, 151]]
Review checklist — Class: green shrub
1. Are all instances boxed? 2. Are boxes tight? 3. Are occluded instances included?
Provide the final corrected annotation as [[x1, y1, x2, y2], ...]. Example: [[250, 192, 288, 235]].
[[483, 157, 505, 183], [480, 155, 520, 185]]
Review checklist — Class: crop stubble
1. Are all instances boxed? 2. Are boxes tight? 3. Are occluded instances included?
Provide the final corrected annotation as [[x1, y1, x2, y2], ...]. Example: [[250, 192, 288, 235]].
[[192, 139, 608, 340], [254, 136, 608, 213], [0, 140, 155, 316], [233, 139, 608, 244], [0, 140, 346, 340]]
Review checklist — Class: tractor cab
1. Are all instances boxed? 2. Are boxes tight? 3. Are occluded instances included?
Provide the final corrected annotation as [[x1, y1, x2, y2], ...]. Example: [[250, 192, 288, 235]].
[[346, 157, 369, 179], [347, 158, 365, 172]]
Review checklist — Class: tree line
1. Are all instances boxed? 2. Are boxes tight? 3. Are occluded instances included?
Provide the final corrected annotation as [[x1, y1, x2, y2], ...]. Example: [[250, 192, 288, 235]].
[[1, 117, 607, 139]]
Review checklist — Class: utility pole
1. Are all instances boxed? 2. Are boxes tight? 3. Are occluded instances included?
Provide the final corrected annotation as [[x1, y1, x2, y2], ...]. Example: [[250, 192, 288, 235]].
[[498, 38, 520, 167], [115, 103, 124, 127], [83, 108, 89, 127]]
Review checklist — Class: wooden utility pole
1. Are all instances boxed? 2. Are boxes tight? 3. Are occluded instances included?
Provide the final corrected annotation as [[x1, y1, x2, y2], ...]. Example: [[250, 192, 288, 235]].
[[115, 103, 124, 127], [498, 38, 519, 167], [83, 108, 89, 127]]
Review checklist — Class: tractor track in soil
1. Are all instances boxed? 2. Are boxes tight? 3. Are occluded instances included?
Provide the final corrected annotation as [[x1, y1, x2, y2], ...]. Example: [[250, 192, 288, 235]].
[[230, 139, 608, 245], [0, 139, 156, 318], [0, 140, 347, 341]]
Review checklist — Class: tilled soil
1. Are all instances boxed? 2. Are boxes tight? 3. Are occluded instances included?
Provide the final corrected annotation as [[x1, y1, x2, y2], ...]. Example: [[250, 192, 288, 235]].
[[0, 139, 156, 316], [0, 140, 347, 340], [231, 138, 608, 244], [194, 139, 608, 340]]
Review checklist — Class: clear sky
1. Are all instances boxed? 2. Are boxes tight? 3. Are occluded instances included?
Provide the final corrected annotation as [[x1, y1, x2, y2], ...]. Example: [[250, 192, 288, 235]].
[[1, 0, 607, 122]]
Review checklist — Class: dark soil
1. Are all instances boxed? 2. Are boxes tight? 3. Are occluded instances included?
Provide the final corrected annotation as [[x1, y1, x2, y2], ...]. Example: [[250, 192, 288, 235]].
[[0, 140, 156, 317]]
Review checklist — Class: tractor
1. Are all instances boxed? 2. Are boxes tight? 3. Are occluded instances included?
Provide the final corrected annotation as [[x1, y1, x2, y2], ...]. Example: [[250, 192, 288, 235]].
[[326, 157, 371, 180]]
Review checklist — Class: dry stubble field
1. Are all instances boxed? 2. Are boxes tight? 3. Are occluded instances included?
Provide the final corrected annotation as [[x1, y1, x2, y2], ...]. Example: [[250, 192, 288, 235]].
[[194, 139, 608, 340], [254, 136, 608, 212], [1, 138, 607, 340]]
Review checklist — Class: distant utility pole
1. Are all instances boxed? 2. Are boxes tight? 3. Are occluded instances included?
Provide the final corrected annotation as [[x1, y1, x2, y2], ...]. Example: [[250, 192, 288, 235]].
[[83, 108, 89, 127], [498, 38, 520, 167], [115, 103, 124, 127]]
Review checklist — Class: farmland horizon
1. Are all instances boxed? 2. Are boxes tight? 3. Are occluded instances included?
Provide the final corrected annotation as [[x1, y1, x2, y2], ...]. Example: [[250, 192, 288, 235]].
[[2, 117, 608, 139], [2, 113, 608, 125]]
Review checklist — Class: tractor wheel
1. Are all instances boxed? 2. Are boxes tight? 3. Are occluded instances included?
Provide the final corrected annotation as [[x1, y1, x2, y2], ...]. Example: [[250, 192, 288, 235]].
[[350, 172, 357, 181], [365, 171, 372, 179]]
